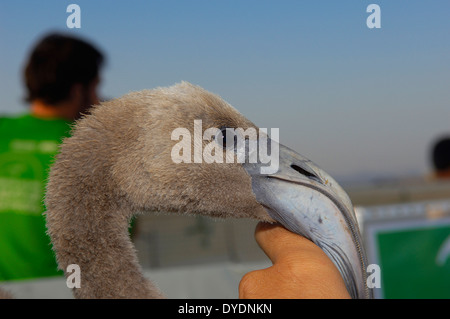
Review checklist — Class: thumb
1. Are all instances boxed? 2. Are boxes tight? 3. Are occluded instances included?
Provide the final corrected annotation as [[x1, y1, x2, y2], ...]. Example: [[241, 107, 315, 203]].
[[240, 222, 351, 298], [254, 222, 320, 264]]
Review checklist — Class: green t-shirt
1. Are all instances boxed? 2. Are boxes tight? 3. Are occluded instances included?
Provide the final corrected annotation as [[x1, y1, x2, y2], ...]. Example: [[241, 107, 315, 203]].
[[0, 114, 72, 281]]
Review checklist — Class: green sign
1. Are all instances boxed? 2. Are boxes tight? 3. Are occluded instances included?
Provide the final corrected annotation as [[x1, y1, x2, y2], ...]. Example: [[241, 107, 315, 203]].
[[360, 201, 450, 299], [376, 222, 450, 298]]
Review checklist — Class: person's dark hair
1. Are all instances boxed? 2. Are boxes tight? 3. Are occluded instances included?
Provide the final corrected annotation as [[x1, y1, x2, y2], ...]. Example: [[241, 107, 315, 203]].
[[432, 137, 450, 172], [24, 33, 104, 105]]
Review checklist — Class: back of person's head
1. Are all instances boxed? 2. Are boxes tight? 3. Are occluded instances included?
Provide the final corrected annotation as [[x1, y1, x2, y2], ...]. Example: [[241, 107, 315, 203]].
[[432, 137, 450, 176], [24, 32, 104, 105]]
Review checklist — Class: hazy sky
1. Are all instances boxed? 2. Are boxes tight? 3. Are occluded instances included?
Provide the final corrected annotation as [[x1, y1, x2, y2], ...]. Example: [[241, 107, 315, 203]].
[[1, 1, 449, 182]]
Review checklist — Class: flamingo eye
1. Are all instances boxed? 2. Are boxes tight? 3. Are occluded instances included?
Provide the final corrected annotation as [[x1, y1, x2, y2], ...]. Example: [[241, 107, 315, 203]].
[[216, 127, 237, 149]]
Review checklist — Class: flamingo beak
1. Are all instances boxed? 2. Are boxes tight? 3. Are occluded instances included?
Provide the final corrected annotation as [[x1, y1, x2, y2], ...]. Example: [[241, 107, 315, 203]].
[[242, 140, 372, 299]]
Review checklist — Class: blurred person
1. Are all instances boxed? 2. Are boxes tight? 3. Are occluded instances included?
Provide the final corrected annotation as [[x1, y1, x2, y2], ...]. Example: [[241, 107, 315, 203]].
[[0, 33, 104, 280], [431, 137, 450, 179]]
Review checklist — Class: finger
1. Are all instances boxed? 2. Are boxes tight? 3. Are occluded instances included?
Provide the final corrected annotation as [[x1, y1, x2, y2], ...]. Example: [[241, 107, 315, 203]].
[[254, 222, 328, 265], [252, 222, 351, 299]]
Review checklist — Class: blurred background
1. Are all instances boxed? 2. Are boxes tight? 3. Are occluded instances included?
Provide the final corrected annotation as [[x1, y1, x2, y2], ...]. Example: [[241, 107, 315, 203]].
[[0, 0, 449, 299]]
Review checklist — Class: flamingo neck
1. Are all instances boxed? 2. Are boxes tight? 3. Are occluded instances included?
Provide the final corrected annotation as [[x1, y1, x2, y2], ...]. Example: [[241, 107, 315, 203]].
[[46, 179, 163, 298]]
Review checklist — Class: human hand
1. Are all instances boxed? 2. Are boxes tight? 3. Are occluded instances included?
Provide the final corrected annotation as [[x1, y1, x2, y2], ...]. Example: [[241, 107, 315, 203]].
[[239, 222, 351, 299]]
